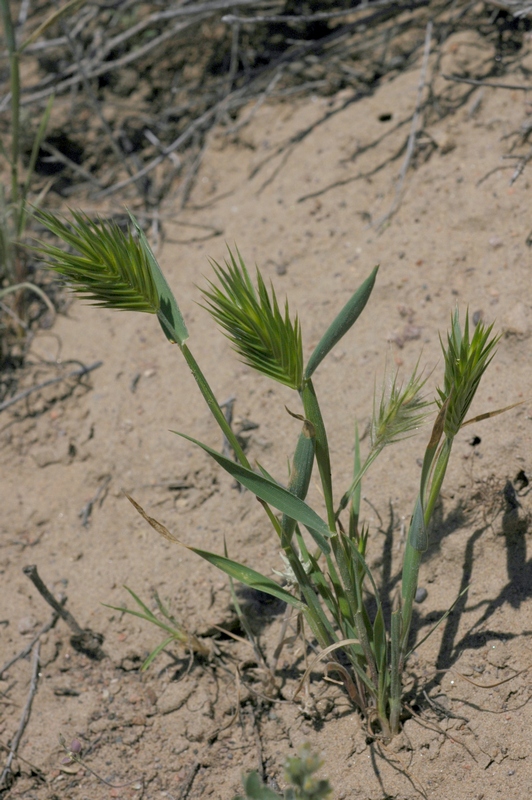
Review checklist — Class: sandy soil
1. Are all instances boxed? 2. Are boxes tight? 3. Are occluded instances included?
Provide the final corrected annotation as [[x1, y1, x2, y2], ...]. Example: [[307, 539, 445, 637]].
[[2, 17, 532, 800]]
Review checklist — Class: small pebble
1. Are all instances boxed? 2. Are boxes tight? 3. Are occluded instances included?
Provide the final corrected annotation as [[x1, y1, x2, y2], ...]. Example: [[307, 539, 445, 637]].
[[415, 587, 428, 603], [18, 616, 38, 635]]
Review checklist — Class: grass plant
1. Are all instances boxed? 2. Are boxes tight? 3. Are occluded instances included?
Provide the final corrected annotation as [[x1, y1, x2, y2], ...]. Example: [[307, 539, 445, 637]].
[[234, 744, 331, 800], [0, 0, 72, 354], [103, 585, 213, 668], [36, 208, 500, 737]]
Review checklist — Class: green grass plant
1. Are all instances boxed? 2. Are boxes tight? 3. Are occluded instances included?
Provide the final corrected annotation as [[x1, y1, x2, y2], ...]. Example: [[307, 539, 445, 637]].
[[0, 0, 76, 348], [36, 208, 500, 737], [103, 585, 213, 669], [234, 744, 331, 800]]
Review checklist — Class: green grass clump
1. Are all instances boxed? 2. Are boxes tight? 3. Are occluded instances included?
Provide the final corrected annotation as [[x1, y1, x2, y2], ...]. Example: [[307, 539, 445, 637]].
[[36, 209, 501, 737]]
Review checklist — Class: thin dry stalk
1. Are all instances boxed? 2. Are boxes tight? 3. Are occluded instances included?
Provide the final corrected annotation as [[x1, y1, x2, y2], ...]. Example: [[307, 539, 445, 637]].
[[375, 20, 433, 230], [0, 360, 102, 413], [0, 642, 40, 790]]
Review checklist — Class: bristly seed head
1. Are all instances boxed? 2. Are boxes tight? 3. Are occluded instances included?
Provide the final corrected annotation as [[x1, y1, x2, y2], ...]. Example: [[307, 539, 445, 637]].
[[34, 209, 160, 314], [201, 246, 304, 390], [371, 364, 430, 452], [437, 309, 500, 440]]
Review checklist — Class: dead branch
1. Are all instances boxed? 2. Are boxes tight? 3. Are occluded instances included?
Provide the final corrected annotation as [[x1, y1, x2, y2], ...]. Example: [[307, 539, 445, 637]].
[[0, 361, 102, 413], [375, 20, 433, 230], [0, 642, 41, 791], [0, 610, 61, 679], [442, 74, 531, 91], [223, 0, 426, 25], [79, 474, 112, 527], [23, 565, 105, 660]]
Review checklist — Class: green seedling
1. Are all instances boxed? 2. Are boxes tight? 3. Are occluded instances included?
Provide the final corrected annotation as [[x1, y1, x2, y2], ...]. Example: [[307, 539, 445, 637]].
[[36, 209, 501, 737], [104, 585, 213, 669], [234, 744, 332, 800]]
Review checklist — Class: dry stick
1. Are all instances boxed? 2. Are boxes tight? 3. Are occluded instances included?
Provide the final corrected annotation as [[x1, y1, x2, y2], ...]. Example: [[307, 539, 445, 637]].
[[17, 0, 30, 27], [95, 104, 218, 197], [59, 21, 143, 197], [502, 149, 532, 184], [18, 1, 96, 58], [442, 73, 531, 91], [248, 10, 415, 187], [0, 5, 98, 109], [16, 0, 423, 107], [0, 641, 40, 791], [135, 66, 255, 203], [375, 19, 432, 231], [0, 360, 102, 413], [79, 474, 111, 528], [23, 566, 84, 637], [225, 16, 241, 97], [0, 740, 45, 782], [12, 0, 269, 105], [225, 68, 283, 135], [249, 706, 265, 781], [11, 17, 204, 107], [476, 163, 515, 186], [22, 565, 105, 660], [40, 142, 104, 189], [174, 137, 211, 210], [98, 0, 271, 51], [95, 92, 249, 198], [177, 760, 201, 800], [222, 0, 416, 24], [0, 609, 61, 679], [59, 736, 142, 789], [143, 129, 181, 167], [177, 20, 248, 205]]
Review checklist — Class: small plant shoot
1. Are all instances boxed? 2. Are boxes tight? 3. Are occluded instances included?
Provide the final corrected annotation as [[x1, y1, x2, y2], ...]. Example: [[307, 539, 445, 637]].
[[37, 209, 501, 738]]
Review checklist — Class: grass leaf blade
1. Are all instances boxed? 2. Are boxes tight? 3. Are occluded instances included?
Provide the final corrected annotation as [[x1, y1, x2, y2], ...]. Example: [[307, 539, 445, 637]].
[[305, 265, 378, 379], [175, 432, 332, 549], [124, 493, 302, 608], [189, 547, 304, 609], [141, 636, 176, 671]]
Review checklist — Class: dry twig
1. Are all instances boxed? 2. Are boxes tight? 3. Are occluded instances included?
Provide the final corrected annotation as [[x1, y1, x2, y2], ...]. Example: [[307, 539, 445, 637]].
[[23, 565, 105, 660], [442, 74, 531, 91], [0, 610, 61, 679], [79, 474, 112, 527], [0, 360, 102, 413], [375, 20, 433, 230], [0, 642, 41, 791]]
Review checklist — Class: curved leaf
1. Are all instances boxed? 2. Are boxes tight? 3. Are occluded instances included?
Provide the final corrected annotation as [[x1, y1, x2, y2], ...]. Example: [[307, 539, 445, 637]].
[[125, 493, 303, 609], [189, 548, 304, 609], [175, 432, 332, 553], [305, 265, 378, 379]]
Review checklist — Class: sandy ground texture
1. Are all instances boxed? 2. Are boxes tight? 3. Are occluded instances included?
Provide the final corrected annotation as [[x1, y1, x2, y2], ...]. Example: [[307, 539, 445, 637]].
[[2, 17, 532, 800]]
